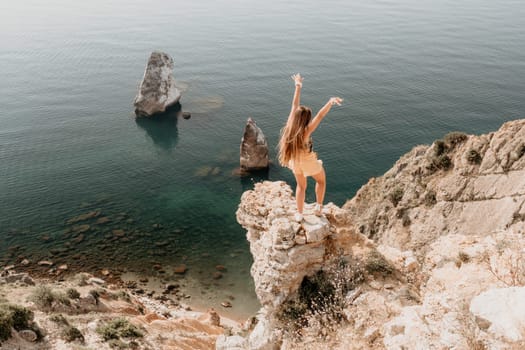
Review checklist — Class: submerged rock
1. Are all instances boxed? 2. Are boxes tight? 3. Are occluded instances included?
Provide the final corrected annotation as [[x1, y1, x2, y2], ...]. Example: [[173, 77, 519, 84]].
[[240, 118, 269, 172], [134, 51, 181, 117]]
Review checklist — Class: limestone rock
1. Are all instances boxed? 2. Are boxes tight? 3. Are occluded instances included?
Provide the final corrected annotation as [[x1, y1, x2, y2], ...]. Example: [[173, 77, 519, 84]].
[[343, 119, 525, 252], [470, 287, 525, 342], [240, 118, 269, 171], [18, 329, 38, 342], [235, 119, 525, 350], [134, 51, 181, 117], [88, 277, 105, 285], [216, 334, 248, 350]]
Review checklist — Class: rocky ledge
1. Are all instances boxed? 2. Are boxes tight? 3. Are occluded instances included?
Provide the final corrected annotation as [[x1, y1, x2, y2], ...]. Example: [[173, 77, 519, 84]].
[[222, 119, 525, 349]]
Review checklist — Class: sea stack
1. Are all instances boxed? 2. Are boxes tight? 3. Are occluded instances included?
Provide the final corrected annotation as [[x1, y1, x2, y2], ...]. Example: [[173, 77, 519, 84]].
[[240, 118, 269, 172], [134, 51, 181, 117]]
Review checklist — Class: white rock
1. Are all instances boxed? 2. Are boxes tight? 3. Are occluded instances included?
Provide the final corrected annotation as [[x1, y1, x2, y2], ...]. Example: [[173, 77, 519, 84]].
[[470, 287, 525, 342], [216, 335, 247, 350], [88, 277, 106, 285]]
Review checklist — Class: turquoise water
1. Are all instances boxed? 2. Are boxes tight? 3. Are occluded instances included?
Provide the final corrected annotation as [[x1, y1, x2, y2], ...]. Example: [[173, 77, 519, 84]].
[[1, 0, 525, 316]]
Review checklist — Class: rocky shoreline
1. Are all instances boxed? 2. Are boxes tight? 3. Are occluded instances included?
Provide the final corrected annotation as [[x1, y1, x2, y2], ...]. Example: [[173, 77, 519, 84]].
[[0, 266, 245, 349]]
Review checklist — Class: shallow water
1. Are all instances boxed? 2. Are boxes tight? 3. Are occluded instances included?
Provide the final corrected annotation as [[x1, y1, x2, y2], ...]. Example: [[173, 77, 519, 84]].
[[1, 0, 525, 317]]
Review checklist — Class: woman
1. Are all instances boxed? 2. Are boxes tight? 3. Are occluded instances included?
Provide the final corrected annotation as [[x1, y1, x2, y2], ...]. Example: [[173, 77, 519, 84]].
[[278, 73, 343, 222]]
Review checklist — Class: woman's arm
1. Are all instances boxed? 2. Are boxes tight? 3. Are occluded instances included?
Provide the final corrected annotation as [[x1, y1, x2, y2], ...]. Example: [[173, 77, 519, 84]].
[[289, 73, 304, 117], [306, 97, 343, 136]]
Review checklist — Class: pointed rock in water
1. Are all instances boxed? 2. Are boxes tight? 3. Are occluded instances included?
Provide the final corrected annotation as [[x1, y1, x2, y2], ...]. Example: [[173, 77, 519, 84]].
[[134, 51, 181, 117], [240, 118, 269, 171]]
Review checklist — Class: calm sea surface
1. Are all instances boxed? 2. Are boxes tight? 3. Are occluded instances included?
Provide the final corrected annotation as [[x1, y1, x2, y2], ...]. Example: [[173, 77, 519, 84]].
[[1, 0, 525, 317]]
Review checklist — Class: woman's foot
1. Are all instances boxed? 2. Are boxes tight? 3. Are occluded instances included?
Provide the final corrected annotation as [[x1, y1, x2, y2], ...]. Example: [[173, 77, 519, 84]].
[[314, 203, 323, 216], [294, 212, 304, 222]]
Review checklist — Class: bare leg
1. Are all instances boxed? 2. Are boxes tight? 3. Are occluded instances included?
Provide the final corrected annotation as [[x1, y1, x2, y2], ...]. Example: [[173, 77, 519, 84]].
[[312, 167, 326, 206], [293, 172, 307, 214]]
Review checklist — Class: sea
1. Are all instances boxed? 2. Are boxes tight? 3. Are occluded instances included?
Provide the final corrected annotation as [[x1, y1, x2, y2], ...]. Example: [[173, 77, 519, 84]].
[[1, 0, 524, 318]]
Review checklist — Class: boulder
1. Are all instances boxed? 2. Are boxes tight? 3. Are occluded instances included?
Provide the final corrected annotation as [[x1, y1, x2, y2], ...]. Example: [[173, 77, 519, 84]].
[[134, 51, 181, 117], [240, 118, 269, 172]]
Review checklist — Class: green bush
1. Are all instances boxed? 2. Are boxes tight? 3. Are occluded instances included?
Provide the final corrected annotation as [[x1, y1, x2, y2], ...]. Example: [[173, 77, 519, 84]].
[[0, 311, 12, 341], [467, 149, 482, 165], [49, 314, 69, 325], [30, 286, 56, 309], [429, 154, 452, 171], [365, 250, 394, 276], [424, 190, 437, 207], [30, 286, 70, 310], [444, 131, 468, 149], [66, 288, 81, 300], [434, 139, 447, 156], [389, 187, 404, 207], [0, 304, 34, 341], [96, 318, 143, 341], [62, 326, 84, 343]]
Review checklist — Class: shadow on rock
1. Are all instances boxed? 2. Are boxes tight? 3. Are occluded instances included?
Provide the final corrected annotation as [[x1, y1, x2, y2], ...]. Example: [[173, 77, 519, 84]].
[[135, 103, 181, 150]]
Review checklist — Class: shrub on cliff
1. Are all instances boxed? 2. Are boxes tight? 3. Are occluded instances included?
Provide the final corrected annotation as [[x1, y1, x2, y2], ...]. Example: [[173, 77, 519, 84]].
[[467, 149, 482, 165], [428, 154, 452, 172], [0, 304, 34, 341], [62, 325, 84, 343], [424, 190, 437, 207], [30, 286, 70, 310], [434, 139, 447, 156], [277, 257, 365, 338], [365, 250, 395, 276], [389, 187, 404, 207], [96, 318, 143, 341], [444, 131, 468, 149]]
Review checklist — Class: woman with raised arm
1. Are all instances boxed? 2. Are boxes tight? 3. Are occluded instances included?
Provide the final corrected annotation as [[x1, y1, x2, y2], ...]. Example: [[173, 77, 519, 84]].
[[278, 73, 343, 222]]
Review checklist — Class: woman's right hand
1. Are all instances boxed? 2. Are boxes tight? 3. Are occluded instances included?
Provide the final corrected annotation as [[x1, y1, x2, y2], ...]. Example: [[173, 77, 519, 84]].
[[291, 73, 303, 87], [329, 97, 343, 106]]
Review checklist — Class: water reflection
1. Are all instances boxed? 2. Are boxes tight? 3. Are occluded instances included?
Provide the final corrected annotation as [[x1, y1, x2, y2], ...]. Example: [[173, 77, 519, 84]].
[[135, 103, 181, 150]]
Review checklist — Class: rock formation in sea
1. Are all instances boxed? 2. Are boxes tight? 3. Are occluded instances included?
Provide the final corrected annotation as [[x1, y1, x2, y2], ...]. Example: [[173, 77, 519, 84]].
[[221, 119, 525, 349], [134, 51, 181, 117], [239, 118, 270, 172]]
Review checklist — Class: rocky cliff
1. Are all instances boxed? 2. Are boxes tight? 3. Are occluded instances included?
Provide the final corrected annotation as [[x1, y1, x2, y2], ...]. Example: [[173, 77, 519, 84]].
[[223, 119, 525, 349]]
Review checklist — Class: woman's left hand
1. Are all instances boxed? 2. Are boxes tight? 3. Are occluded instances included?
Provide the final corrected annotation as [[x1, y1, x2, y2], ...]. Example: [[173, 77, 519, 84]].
[[291, 73, 304, 86], [329, 97, 343, 106]]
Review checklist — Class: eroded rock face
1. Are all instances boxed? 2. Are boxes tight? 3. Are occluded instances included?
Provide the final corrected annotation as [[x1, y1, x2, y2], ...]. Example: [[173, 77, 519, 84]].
[[230, 119, 525, 350], [237, 181, 370, 310], [343, 119, 525, 252], [134, 51, 181, 117], [240, 118, 269, 171]]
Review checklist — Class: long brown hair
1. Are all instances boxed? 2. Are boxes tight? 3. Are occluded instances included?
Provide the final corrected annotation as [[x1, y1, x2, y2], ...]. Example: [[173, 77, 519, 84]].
[[278, 106, 312, 165]]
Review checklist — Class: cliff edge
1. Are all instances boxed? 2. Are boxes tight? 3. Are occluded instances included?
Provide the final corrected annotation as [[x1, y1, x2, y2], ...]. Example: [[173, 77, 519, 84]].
[[223, 119, 525, 350]]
